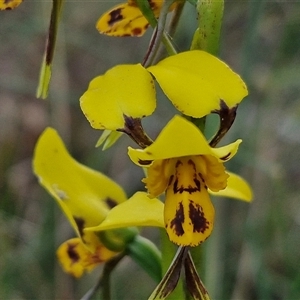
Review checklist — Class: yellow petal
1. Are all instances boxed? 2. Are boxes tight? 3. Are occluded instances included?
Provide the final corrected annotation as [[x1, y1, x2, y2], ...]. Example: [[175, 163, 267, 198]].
[[148, 50, 248, 118], [164, 157, 215, 246], [197, 155, 229, 192], [210, 171, 253, 202], [0, 0, 22, 10], [80, 64, 156, 130], [85, 192, 164, 232], [33, 128, 127, 247], [143, 159, 171, 197], [128, 115, 241, 165], [96, 2, 149, 37], [57, 238, 119, 278]]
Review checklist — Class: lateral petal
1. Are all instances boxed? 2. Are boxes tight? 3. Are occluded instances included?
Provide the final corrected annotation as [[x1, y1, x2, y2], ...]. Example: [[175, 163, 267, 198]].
[[86, 192, 164, 232], [33, 127, 127, 249], [210, 171, 253, 202], [80, 64, 156, 130], [148, 50, 248, 118]]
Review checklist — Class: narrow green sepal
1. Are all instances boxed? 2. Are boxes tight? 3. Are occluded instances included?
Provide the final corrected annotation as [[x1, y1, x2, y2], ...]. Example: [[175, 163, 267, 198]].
[[36, 0, 64, 99], [95, 130, 123, 150], [36, 58, 52, 99], [126, 235, 162, 283], [98, 227, 139, 252]]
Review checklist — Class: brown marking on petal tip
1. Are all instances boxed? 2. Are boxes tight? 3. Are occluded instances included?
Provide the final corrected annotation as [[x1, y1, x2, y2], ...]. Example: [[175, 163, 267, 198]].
[[74, 217, 85, 237], [189, 200, 209, 234], [67, 243, 80, 263], [105, 198, 118, 209], [220, 152, 231, 161], [132, 27, 142, 36], [220, 99, 229, 111], [170, 202, 185, 236], [108, 8, 124, 27], [138, 159, 153, 165]]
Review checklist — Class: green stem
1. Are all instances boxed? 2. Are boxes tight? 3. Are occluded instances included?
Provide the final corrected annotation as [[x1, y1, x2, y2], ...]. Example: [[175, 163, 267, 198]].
[[188, 0, 225, 285], [144, 0, 175, 67], [138, 0, 177, 67], [167, 0, 186, 38], [190, 0, 224, 55], [80, 254, 125, 300]]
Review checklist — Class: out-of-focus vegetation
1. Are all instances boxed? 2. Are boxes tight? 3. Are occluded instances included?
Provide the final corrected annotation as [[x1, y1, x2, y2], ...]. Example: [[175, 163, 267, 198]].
[[0, 1, 299, 299]]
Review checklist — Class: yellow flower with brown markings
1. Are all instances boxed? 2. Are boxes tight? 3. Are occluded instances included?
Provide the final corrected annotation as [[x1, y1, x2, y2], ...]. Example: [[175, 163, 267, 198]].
[[33, 127, 164, 277], [96, 0, 173, 37], [129, 115, 252, 246], [0, 0, 23, 10], [80, 50, 247, 132]]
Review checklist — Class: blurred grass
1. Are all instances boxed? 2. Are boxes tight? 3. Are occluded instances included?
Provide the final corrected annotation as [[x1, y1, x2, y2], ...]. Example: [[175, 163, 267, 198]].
[[1, 1, 300, 299]]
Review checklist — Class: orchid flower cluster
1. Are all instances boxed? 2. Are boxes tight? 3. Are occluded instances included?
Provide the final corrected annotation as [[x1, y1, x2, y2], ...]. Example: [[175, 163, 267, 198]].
[[3, 0, 252, 299]]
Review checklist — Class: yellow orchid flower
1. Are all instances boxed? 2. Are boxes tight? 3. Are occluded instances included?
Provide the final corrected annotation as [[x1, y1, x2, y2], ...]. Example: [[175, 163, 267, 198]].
[[33, 127, 164, 277], [80, 50, 248, 133], [0, 0, 22, 10], [128, 115, 252, 247], [96, 0, 173, 37], [56, 237, 118, 278]]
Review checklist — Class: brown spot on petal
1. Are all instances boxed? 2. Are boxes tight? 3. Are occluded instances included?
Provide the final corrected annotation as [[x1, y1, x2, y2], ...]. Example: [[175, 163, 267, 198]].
[[188, 159, 196, 170], [138, 159, 153, 166], [67, 242, 80, 263], [193, 178, 201, 191], [105, 198, 118, 209], [108, 8, 124, 26], [74, 216, 85, 237], [189, 200, 209, 234], [175, 160, 182, 168], [132, 27, 142, 36], [170, 202, 185, 236], [220, 152, 231, 161]]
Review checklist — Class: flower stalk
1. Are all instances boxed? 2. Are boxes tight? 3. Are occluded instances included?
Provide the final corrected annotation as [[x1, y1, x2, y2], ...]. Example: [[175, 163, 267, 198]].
[[36, 0, 65, 99], [191, 0, 224, 55]]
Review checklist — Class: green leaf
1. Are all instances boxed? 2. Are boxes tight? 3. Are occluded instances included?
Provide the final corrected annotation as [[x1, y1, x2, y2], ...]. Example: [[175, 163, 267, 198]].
[[95, 130, 123, 150]]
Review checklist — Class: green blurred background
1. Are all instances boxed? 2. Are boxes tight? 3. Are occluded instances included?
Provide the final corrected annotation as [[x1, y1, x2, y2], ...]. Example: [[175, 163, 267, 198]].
[[1, 1, 300, 299]]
